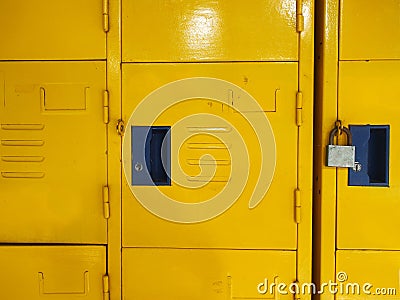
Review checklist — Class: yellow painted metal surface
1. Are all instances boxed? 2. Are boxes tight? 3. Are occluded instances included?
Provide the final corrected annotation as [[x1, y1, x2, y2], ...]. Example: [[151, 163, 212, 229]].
[[123, 248, 296, 300], [122, 63, 298, 249], [337, 61, 400, 249], [122, 0, 299, 62], [119, 1, 314, 299], [336, 251, 400, 300], [0, 246, 106, 300], [339, 0, 400, 60], [0, 0, 105, 60], [315, 2, 400, 300], [0, 0, 314, 299], [0, 62, 107, 243]]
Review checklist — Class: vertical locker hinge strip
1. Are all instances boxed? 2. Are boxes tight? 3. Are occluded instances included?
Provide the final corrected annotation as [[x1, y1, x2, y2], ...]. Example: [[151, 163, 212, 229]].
[[296, 0, 304, 32], [103, 186, 110, 219], [296, 91, 303, 126], [103, 0, 109, 32], [295, 189, 301, 224], [103, 90, 110, 124], [103, 275, 110, 300]]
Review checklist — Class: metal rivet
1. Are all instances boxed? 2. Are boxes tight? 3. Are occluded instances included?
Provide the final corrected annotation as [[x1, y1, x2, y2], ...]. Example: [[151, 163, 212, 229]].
[[135, 163, 143, 172]]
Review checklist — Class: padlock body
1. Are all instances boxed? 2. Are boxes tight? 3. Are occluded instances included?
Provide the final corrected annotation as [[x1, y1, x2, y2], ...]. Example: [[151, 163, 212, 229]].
[[326, 145, 355, 168]]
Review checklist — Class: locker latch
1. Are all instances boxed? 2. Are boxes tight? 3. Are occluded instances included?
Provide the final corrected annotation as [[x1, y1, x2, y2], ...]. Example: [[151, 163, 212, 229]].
[[116, 119, 125, 136]]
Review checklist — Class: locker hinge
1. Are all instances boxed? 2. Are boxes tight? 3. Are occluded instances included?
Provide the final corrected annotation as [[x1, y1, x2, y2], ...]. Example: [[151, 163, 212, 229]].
[[295, 189, 301, 223], [296, 0, 304, 32], [296, 91, 303, 127], [103, 0, 109, 32], [103, 90, 109, 124], [103, 275, 110, 300], [103, 186, 110, 219]]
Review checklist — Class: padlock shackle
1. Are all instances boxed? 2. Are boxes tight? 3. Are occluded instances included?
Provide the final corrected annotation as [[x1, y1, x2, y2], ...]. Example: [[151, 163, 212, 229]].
[[329, 126, 353, 145]]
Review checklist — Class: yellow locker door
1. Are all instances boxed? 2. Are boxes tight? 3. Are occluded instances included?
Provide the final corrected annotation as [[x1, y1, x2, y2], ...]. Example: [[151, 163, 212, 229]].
[[123, 248, 296, 300], [336, 251, 400, 300], [339, 0, 400, 60], [121, 64, 300, 299], [0, 62, 107, 244], [0, 246, 106, 300], [122, 0, 299, 62], [122, 63, 299, 250], [337, 61, 400, 249], [0, 0, 106, 60]]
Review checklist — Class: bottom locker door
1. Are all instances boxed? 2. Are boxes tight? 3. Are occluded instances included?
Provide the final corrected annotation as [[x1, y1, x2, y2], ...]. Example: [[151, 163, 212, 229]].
[[336, 250, 400, 300], [123, 248, 296, 300], [0, 246, 106, 300]]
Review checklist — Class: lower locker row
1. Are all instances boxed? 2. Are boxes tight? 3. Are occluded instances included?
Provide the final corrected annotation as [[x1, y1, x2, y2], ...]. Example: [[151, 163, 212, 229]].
[[1, 247, 400, 299]]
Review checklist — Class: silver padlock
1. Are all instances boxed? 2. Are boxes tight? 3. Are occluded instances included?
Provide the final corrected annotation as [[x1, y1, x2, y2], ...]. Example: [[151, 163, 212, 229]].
[[326, 126, 355, 168]]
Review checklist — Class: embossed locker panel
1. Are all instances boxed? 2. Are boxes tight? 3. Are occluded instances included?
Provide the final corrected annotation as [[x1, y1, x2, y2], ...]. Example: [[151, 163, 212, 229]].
[[122, 0, 299, 62], [0, 62, 107, 243], [337, 61, 400, 250], [0, 0, 105, 60], [122, 63, 298, 249], [0, 246, 106, 300]]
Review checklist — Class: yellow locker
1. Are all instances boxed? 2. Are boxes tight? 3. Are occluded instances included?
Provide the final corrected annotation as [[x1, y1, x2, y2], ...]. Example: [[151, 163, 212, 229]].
[[0, 62, 107, 243], [117, 0, 314, 299], [0, 246, 106, 300], [0, 0, 106, 60], [315, 1, 400, 299], [0, 1, 109, 299]]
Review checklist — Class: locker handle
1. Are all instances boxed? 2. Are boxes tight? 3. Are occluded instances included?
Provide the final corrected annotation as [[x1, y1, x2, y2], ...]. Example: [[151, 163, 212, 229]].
[[145, 127, 171, 185], [348, 125, 389, 186], [38, 271, 89, 295]]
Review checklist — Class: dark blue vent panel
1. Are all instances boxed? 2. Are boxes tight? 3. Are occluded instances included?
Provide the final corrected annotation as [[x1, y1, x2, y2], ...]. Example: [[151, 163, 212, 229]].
[[131, 126, 171, 186]]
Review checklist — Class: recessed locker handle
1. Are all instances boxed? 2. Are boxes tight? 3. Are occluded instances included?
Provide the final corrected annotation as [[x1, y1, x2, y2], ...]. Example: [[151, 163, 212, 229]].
[[348, 125, 389, 186], [367, 127, 389, 185], [145, 127, 171, 186], [38, 271, 89, 295]]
